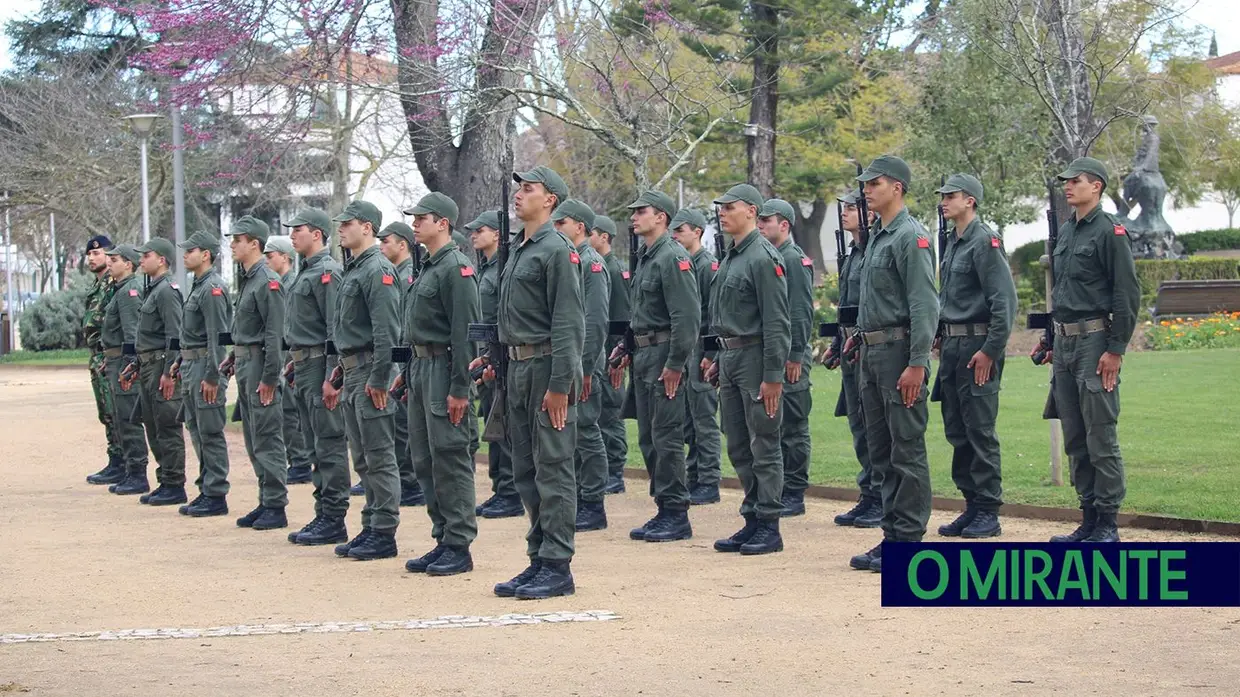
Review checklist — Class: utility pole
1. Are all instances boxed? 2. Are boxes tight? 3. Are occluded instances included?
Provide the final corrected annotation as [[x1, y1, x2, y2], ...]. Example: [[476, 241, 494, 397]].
[[49, 212, 58, 290], [171, 105, 187, 290]]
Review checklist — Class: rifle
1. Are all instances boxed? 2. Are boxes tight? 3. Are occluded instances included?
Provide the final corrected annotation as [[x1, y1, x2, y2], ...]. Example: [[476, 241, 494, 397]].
[[698, 206, 725, 385], [468, 174, 511, 442], [931, 175, 949, 403], [818, 199, 848, 369], [609, 223, 640, 419], [1029, 183, 1059, 366], [835, 163, 871, 366]]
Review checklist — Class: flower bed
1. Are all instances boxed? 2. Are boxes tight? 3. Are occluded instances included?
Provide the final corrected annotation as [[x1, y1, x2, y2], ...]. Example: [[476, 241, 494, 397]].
[[1146, 312, 1240, 350]]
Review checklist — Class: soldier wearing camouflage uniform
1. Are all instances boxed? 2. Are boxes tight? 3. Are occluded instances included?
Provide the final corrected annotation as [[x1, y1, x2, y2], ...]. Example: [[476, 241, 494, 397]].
[[589, 215, 631, 494], [84, 235, 124, 485], [378, 220, 427, 508], [264, 235, 314, 486], [100, 244, 150, 495]]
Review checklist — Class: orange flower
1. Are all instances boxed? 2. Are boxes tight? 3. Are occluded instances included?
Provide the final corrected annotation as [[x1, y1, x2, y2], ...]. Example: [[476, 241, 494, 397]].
[[1160, 320, 1170, 326], [1175, 332, 1185, 337]]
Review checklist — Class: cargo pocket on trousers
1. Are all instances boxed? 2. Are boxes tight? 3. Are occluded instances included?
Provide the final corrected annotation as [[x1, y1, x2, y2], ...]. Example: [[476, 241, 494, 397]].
[[429, 400, 472, 451], [745, 390, 782, 436], [311, 395, 346, 438], [967, 378, 1001, 429], [1081, 380, 1119, 427], [883, 385, 927, 441], [535, 405, 578, 462]]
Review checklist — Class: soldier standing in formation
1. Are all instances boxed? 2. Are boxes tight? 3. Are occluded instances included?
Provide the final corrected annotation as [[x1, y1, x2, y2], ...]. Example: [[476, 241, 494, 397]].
[[1036, 157, 1140, 544], [756, 199, 815, 518], [264, 236, 314, 486], [399, 192, 481, 576], [670, 208, 722, 506], [378, 220, 427, 507], [932, 174, 1017, 539], [330, 201, 403, 561], [176, 231, 233, 517], [100, 244, 150, 495], [708, 184, 790, 556], [282, 209, 351, 546], [84, 235, 123, 485], [589, 215, 630, 495]]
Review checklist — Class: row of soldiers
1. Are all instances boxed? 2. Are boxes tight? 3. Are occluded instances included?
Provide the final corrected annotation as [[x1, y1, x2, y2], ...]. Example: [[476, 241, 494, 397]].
[[79, 153, 1138, 596]]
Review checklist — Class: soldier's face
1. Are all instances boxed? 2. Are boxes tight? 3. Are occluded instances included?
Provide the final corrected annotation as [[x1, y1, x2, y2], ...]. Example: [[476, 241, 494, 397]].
[[230, 235, 259, 263], [630, 206, 662, 235], [718, 201, 753, 235], [863, 177, 898, 211], [86, 248, 107, 273], [515, 182, 551, 221], [471, 225, 498, 251], [412, 213, 446, 246], [140, 251, 162, 275], [289, 224, 318, 256], [553, 218, 584, 242], [672, 224, 699, 250], [107, 256, 129, 279], [842, 204, 859, 234], [588, 232, 608, 253], [1063, 175, 1100, 205], [265, 251, 289, 274], [379, 234, 402, 261], [183, 248, 206, 271], [757, 215, 781, 242], [337, 219, 363, 248], [940, 191, 973, 220]]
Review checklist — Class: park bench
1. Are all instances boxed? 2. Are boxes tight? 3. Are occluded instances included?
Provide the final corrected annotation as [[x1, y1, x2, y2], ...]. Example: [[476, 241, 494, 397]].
[[1152, 279, 1240, 319]]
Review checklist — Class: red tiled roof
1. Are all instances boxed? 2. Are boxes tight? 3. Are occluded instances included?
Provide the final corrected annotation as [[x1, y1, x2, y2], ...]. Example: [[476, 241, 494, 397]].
[[1206, 50, 1240, 75]]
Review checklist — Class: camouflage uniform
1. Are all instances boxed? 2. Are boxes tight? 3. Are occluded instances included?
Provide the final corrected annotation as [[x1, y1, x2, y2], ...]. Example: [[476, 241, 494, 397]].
[[85, 272, 121, 466]]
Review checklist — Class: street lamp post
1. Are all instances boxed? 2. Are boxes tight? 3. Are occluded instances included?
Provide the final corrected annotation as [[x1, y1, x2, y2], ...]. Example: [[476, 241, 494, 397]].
[[124, 113, 162, 244]]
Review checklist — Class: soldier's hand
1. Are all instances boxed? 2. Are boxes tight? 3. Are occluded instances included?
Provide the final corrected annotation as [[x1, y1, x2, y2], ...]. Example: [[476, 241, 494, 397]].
[[580, 374, 592, 403], [159, 374, 177, 400], [896, 366, 927, 408], [390, 373, 404, 395], [759, 381, 782, 418], [257, 381, 276, 407], [1029, 341, 1052, 366], [1096, 351, 1122, 392], [932, 336, 942, 359], [201, 380, 218, 404], [843, 336, 859, 364], [169, 359, 182, 379], [609, 365, 625, 390], [784, 361, 801, 384], [481, 365, 496, 383], [468, 355, 488, 372], [699, 357, 712, 380], [366, 384, 388, 411], [659, 368, 682, 399], [705, 361, 719, 386], [542, 390, 569, 430], [219, 353, 235, 378], [966, 351, 995, 387], [447, 394, 469, 425], [283, 360, 295, 386], [322, 376, 341, 410]]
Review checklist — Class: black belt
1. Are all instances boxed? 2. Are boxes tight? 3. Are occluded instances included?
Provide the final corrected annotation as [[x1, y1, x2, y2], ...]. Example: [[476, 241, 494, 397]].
[[717, 336, 760, 349]]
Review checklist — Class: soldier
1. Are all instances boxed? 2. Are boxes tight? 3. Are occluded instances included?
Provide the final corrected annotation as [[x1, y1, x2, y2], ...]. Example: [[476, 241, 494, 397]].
[[846, 155, 939, 573], [467, 210, 523, 519], [1034, 157, 1140, 544], [475, 166, 584, 599], [706, 184, 790, 555], [222, 216, 289, 532], [826, 192, 882, 528], [329, 200, 403, 561], [756, 199, 815, 518], [932, 174, 1017, 539], [100, 244, 151, 495], [264, 235, 314, 486], [132, 238, 188, 506], [669, 209, 722, 506], [177, 231, 233, 517], [377, 221, 427, 508], [614, 190, 700, 543], [550, 200, 611, 532], [589, 215, 630, 494], [398, 192, 481, 576], [281, 208, 351, 546], [83, 235, 124, 485]]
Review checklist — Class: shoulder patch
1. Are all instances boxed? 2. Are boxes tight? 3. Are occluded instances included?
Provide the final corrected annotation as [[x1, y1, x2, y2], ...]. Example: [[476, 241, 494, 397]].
[[591, 262, 603, 273], [268, 280, 280, 290], [128, 288, 139, 297], [677, 259, 691, 271], [211, 287, 223, 296], [775, 264, 785, 277], [460, 266, 475, 277], [569, 251, 580, 264], [991, 236, 1001, 248], [381, 274, 394, 285], [801, 257, 813, 267], [711, 261, 719, 271], [1114, 225, 1127, 236], [917, 236, 930, 249], [320, 272, 332, 284], [622, 271, 631, 280]]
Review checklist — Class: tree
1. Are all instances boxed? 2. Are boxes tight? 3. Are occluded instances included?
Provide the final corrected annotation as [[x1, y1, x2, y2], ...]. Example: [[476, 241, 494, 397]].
[[1206, 117, 1240, 227]]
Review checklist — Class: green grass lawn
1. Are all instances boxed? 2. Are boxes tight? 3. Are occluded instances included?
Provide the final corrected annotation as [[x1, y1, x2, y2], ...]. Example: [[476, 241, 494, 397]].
[[623, 349, 1240, 522], [0, 348, 91, 365]]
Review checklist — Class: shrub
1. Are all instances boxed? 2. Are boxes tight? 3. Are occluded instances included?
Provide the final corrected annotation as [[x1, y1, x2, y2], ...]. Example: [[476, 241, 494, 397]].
[[17, 274, 93, 351], [1147, 312, 1240, 350], [1177, 229, 1240, 254]]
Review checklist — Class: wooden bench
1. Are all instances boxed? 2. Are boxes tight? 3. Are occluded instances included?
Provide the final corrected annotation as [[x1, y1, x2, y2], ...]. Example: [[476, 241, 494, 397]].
[[1152, 280, 1240, 318]]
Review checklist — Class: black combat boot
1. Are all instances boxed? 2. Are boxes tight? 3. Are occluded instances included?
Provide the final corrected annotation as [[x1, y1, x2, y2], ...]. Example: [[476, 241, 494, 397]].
[[515, 559, 575, 600], [336, 528, 372, 557], [852, 498, 883, 528], [299, 516, 347, 545], [235, 505, 265, 528], [938, 505, 977, 537], [405, 543, 447, 573], [400, 483, 426, 507], [689, 483, 720, 505], [348, 528, 397, 560], [779, 490, 806, 518], [87, 455, 126, 485], [286, 465, 312, 485], [251, 507, 287, 531], [740, 519, 783, 555], [481, 495, 523, 519], [603, 475, 626, 495], [494, 558, 542, 597], [1082, 510, 1120, 543], [139, 484, 166, 504], [961, 510, 1002, 539], [575, 500, 608, 532], [475, 494, 500, 516], [289, 515, 324, 543], [645, 507, 691, 542], [183, 495, 227, 517], [713, 515, 759, 553], [180, 494, 206, 516], [349, 482, 364, 496], [111, 473, 150, 495], [629, 504, 666, 541], [850, 543, 882, 571], [833, 497, 869, 526], [1050, 505, 1098, 543], [146, 485, 187, 506], [427, 546, 474, 576]]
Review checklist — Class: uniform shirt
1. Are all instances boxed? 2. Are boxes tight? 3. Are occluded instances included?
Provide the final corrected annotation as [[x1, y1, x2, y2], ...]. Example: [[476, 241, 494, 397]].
[[690, 247, 717, 336], [939, 217, 1017, 359], [83, 273, 116, 352], [857, 207, 939, 369], [630, 232, 700, 373], [776, 237, 815, 366], [709, 229, 791, 384], [334, 244, 400, 390], [577, 240, 612, 377], [838, 241, 864, 312], [1051, 203, 1141, 355], [232, 258, 286, 386], [603, 252, 631, 325], [285, 248, 342, 370], [477, 250, 500, 324], [497, 221, 585, 395], [136, 274, 184, 373], [405, 244, 480, 400], [101, 274, 142, 350], [394, 256, 416, 341], [182, 269, 232, 385]]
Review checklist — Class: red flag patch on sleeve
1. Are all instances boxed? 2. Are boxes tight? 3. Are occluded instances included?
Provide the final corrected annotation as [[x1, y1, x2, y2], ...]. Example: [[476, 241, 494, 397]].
[[917, 236, 930, 248], [591, 262, 603, 273], [211, 287, 223, 296], [801, 257, 813, 267], [460, 266, 475, 277], [991, 237, 1001, 248], [268, 280, 280, 290], [569, 252, 580, 264], [775, 264, 785, 277], [711, 261, 719, 271], [1114, 225, 1127, 236], [128, 288, 139, 297], [320, 272, 332, 284], [622, 271, 631, 280], [678, 259, 691, 271], [381, 274, 394, 285]]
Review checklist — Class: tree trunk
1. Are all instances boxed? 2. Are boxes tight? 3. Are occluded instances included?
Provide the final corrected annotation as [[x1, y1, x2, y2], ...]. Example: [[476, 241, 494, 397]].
[[747, 2, 779, 198], [793, 197, 827, 284]]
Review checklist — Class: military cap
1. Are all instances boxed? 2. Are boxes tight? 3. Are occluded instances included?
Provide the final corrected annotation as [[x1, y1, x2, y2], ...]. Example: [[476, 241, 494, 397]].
[[465, 210, 501, 232], [105, 243, 141, 265], [552, 199, 597, 232], [282, 207, 332, 238], [935, 173, 985, 206], [513, 166, 570, 203], [592, 214, 618, 238], [331, 200, 382, 230], [669, 208, 708, 232], [1057, 156, 1109, 189], [837, 190, 861, 206], [178, 230, 220, 253], [713, 183, 765, 208], [85, 235, 112, 253], [626, 190, 678, 222], [403, 192, 459, 225], [758, 198, 797, 224], [377, 222, 416, 247], [263, 235, 295, 257], [227, 215, 271, 245], [857, 155, 912, 189], [135, 238, 175, 263]]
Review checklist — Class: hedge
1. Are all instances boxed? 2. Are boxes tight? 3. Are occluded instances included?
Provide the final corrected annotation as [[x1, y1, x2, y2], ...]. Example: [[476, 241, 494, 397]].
[[1177, 228, 1240, 254], [17, 277, 92, 351]]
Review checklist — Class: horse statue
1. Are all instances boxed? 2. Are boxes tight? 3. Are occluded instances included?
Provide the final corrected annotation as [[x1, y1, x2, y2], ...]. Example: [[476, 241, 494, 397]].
[[1115, 115, 1182, 259]]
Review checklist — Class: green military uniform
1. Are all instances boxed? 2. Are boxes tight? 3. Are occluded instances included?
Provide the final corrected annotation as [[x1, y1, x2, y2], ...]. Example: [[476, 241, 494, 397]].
[[83, 252, 121, 478], [133, 250, 186, 492], [833, 230, 880, 520], [391, 250, 418, 499], [278, 266, 314, 478], [100, 247, 149, 483], [595, 216, 631, 487], [676, 212, 722, 496], [475, 230, 517, 502], [178, 232, 233, 501]]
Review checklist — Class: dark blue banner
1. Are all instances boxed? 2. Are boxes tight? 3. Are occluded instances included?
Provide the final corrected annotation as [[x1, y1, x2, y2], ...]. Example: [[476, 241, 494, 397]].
[[881, 542, 1240, 607]]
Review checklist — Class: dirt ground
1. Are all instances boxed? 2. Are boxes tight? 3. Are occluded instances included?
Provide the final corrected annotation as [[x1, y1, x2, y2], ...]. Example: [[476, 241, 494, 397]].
[[0, 366, 1236, 697]]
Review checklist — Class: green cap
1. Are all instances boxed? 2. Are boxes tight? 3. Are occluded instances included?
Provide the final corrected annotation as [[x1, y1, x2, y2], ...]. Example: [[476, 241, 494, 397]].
[[758, 198, 796, 224], [105, 243, 141, 265], [227, 215, 271, 245], [592, 215, 617, 238], [513, 166, 570, 202], [282, 207, 332, 237], [402, 191, 459, 225], [626, 190, 678, 222], [935, 173, 985, 205], [377, 222, 416, 247], [669, 208, 708, 232], [179, 230, 220, 253], [551, 199, 596, 231], [857, 154, 912, 190], [331, 200, 382, 230], [263, 235, 295, 257], [134, 237, 175, 263], [713, 183, 765, 207], [1057, 157, 1109, 189], [465, 210, 501, 232], [837, 191, 861, 206]]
